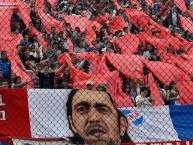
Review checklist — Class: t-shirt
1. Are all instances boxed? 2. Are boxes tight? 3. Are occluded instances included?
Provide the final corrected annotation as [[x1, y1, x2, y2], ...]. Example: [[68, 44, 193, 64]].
[[37, 72, 55, 88], [135, 95, 152, 107], [0, 59, 11, 78]]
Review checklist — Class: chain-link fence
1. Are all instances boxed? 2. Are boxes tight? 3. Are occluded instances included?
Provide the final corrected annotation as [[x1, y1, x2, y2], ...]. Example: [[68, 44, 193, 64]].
[[0, 0, 193, 144]]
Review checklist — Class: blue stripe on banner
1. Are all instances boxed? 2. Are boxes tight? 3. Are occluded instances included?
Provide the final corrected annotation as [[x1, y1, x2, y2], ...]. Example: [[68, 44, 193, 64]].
[[0, 142, 8, 145], [169, 104, 193, 140]]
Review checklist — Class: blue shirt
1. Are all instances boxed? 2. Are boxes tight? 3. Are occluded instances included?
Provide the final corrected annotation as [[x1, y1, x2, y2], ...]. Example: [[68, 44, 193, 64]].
[[0, 59, 11, 78]]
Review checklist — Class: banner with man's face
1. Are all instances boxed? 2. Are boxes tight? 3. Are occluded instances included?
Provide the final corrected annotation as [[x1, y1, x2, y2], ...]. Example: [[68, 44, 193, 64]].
[[0, 89, 193, 144]]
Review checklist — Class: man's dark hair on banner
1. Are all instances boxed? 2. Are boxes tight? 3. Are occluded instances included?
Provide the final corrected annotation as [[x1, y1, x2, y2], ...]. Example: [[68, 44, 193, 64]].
[[66, 89, 132, 145]]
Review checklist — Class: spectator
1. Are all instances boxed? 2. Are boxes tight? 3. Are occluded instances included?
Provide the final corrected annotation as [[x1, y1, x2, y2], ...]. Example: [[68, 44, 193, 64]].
[[165, 81, 180, 105], [9, 73, 16, 88], [96, 84, 107, 92], [60, 67, 70, 84], [168, 6, 180, 32], [53, 77, 70, 89], [125, 85, 136, 106], [135, 86, 153, 107], [0, 71, 4, 85], [20, 34, 32, 47], [20, 48, 40, 69], [12, 76, 31, 88], [0, 51, 11, 80], [37, 63, 66, 89], [155, 81, 166, 104], [86, 81, 94, 90], [1, 80, 9, 88]]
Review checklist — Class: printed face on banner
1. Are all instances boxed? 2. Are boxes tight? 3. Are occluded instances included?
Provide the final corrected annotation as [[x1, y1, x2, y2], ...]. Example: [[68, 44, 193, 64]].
[[68, 90, 128, 145]]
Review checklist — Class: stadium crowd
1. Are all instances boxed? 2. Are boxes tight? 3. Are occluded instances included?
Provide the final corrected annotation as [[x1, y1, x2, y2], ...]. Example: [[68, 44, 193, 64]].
[[1, 0, 193, 106]]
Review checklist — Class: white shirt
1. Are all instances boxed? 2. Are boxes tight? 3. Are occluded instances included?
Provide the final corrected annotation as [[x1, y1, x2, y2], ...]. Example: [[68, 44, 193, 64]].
[[135, 95, 152, 107]]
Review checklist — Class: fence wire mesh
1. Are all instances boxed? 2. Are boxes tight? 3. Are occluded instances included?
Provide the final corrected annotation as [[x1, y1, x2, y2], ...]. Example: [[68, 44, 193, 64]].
[[0, 0, 193, 144]]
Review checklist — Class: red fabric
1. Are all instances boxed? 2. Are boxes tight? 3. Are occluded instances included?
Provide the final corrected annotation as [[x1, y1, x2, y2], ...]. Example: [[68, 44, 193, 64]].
[[62, 14, 101, 46], [29, 28, 47, 48], [17, 0, 31, 28], [0, 89, 31, 138], [176, 59, 193, 77], [47, 0, 57, 7], [179, 15, 193, 33], [39, 13, 63, 32], [137, 32, 169, 51], [173, 0, 187, 12], [67, 38, 74, 53], [0, 35, 32, 85], [121, 8, 150, 29], [93, 14, 109, 25], [113, 33, 140, 55], [147, 73, 163, 106], [160, 53, 184, 65], [145, 0, 154, 7], [0, 8, 13, 38], [144, 61, 193, 104], [105, 53, 144, 81], [114, 78, 135, 107], [107, 16, 126, 34], [188, 9, 193, 18], [111, 0, 122, 10], [130, 0, 141, 9]]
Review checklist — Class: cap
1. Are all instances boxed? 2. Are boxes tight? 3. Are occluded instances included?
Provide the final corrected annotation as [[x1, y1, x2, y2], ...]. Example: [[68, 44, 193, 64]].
[[96, 84, 106, 89], [86, 81, 93, 86]]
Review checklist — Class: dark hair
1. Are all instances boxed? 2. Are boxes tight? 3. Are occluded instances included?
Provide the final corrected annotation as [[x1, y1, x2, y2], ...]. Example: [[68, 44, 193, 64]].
[[13, 76, 21, 83], [168, 81, 176, 90], [1, 51, 6, 55], [140, 86, 148, 93], [56, 77, 63, 85], [66, 89, 132, 144]]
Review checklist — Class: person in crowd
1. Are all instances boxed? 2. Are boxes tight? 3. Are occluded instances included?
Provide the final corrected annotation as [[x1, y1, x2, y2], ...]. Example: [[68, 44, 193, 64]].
[[12, 76, 31, 88], [66, 89, 132, 145], [53, 77, 71, 89], [86, 81, 94, 90], [165, 81, 180, 105], [155, 81, 167, 105], [0, 71, 4, 86], [37, 62, 66, 89], [0, 51, 11, 80], [20, 34, 32, 47], [96, 84, 107, 92], [135, 86, 154, 107], [1, 80, 9, 88]]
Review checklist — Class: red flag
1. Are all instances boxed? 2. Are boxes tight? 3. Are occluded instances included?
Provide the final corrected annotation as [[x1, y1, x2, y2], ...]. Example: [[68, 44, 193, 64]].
[[0, 8, 13, 38], [29, 28, 47, 48], [107, 16, 126, 34], [173, 0, 187, 12], [113, 33, 140, 55], [161, 53, 184, 65], [93, 14, 109, 25], [0, 89, 31, 137], [147, 73, 164, 106], [0, 35, 31, 84], [145, 0, 154, 7], [180, 15, 193, 33], [17, 0, 31, 28], [144, 61, 193, 104], [106, 53, 144, 80]]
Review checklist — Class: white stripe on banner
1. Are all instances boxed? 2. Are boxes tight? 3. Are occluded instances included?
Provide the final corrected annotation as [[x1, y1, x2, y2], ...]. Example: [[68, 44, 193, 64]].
[[27, 89, 73, 139], [122, 106, 179, 142]]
